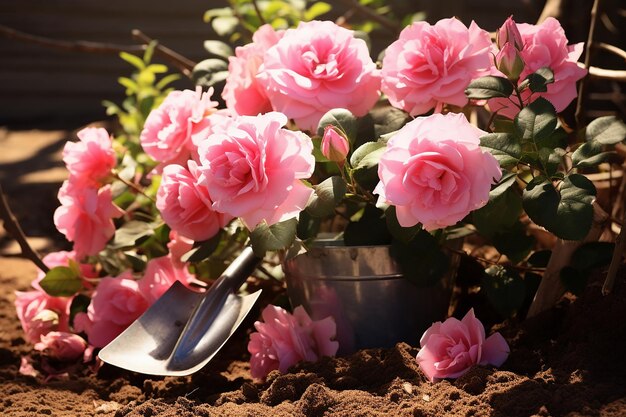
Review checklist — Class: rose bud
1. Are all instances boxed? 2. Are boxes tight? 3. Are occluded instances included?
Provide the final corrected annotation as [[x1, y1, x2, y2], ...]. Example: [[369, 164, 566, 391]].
[[496, 43, 525, 81], [321, 126, 350, 163], [496, 16, 523, 51]]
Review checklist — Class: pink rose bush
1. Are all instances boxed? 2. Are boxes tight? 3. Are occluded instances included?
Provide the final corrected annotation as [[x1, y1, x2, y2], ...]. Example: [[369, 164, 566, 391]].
[[140, 87, 218, 165], [375, 113, 502, 230], [416, 309, 510, 381], [223, 24, 284, 116], [248, 305, 339, 380], [62, 127, 116, 186], [257, 20, 381, 131], [488, 17, 587, 118], [157, 161, 231, 241], [381, 18, 492, 115], [197, 111, 315, 229]]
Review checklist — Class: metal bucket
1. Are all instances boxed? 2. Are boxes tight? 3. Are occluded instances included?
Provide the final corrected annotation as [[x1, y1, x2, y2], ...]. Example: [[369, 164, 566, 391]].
[[283, 244, 455, 355]]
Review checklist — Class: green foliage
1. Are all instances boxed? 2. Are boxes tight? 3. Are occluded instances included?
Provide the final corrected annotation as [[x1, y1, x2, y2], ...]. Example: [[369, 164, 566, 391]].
[[481, 265, 526, 318], [250, 218, 299, 256], [465, 76, 514, 99], [317, 109, 358, 144], [306, 176, 348, 218], [40, 267, 82, 297], [390, 230, 450, 287]]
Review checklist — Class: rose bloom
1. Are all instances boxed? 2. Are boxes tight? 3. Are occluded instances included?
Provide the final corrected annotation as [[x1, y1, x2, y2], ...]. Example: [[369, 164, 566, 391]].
[[140, 87, 218, 164], [197, 112, 315, 229], [257, 20, 381, 131], [416, 309, 510, 381], [63, 127, 116, 186], [489, 17, 587, 118], [321, 126, 350, 163], [167, 230, 194, 269], [14, 290, 72, 343], [157, 161, 231, 242], [374, 113, 501, 230], [248, 305, 339, 380], [74, 272, 149, 348], [34, 331, 87, 361], [381, 18, 492, 116], [53, 182, 124, 258], [138, 256, 201, 304], [223, 24, 284, 116]]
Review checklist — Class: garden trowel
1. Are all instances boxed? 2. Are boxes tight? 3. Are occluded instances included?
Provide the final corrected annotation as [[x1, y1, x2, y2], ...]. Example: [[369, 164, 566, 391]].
[[98, 246, 262, 376]]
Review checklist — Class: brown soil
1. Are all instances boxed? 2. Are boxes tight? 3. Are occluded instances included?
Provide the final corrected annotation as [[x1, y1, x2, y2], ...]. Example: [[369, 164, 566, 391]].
[[1, 130, 626, 416]]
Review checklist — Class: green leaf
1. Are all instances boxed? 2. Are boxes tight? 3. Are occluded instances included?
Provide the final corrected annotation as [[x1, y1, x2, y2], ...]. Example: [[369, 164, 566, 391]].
[[522, 174, 596, 240], [203, 40, 234, 60], [304, 2, 332, 20], [155, 73, 181, 90], [146, 64, 168, 74], [479, 132, 521, 167], [317, 108, 358, 143], [69, 294, 91, 324], [481, 265, 525, 318], [250, 218, 298, 256], [585, 115, 626, 145], [350, 141, 386, 168], [465, 76, 514, 99], [211, 16, 239, 36], [492, 221, 535, 263], [390, 230, 450, 287], [368, 105, 411, 138], [40, 266, 82, 297], [514, 97, 558, 147], [522, 67, 554, 93], [572, 141, 618, 168], [111, 221, 155, 249], [472, 172, 522, 237], [119, 52, 145, 69], [192, 59, 229, 88], [385, 206, 421, 244], [306, 176, 347, 218]]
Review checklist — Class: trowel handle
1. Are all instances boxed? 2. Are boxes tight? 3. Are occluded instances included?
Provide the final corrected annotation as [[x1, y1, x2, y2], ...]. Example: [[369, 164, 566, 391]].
[[213, 246, 261, 293]]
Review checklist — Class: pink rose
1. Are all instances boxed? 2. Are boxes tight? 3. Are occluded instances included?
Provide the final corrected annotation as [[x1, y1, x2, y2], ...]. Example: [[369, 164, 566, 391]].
[[223, 24, 284, 116], [63, 127, 116, 186], [53, 182, 124, 257], [321, 126, 350, 163], [248, 305, 339, 380], [140, 87, 218, 164], [74, 272, 149, 348], [167, 231, 194, 269], [14, 290, 72, 343], [157, 161, 231, 241], [34, 331, 87, 361], [374, 113, 501, 230], [197, 112, 315, 229], [257, 20, 381, 131], [138, 256, 200, 304], [416, 309, 510, 381], [488, 17, 587, 118], [381, 18, 492, 115]]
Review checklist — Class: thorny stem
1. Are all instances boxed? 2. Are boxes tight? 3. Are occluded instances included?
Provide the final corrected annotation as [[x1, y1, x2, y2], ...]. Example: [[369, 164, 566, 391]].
[[0, 183, 49, 273], [575, 0, 602, 127]]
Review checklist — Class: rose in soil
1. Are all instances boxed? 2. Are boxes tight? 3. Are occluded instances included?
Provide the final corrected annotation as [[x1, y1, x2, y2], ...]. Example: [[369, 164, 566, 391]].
[[257, 20, 381, 131], [374, 112, 502, 230], [416, 308, 510, 381], [381, 18, 492, 115], [248, 305, 339, 380], [14, 290, 72, 343], [197, 111, 315, 229], [488, 17, 587, 118], [34, 331, 88, 361]]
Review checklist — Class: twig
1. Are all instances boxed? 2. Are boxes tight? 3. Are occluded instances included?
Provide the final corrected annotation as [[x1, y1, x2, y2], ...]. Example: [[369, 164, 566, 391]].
[[250, 0, 267, 25], [113, 172, 156, 203], [575, 0, 602, 127], [587, 65, 626, 81], [0, 24, 196, 77], [527, 202, 609, 318], [336, 0, 401, 35], [593, 42, 626, 61], [0, 183, 49, 273], [131, 29, 195, 76]]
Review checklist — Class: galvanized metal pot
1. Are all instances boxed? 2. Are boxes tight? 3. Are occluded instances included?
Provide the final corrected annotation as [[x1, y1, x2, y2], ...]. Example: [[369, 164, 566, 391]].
[[283, 244, 455, 355]]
